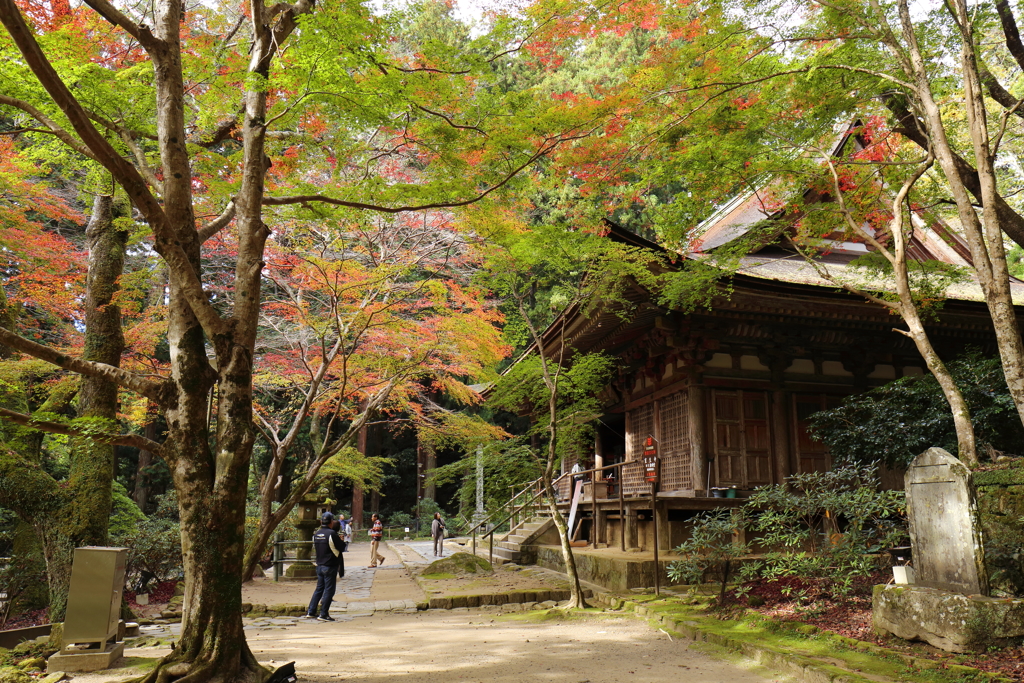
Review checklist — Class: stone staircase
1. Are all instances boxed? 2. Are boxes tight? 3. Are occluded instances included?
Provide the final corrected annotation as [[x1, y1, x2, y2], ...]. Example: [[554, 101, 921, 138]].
[[492, 515, 555, 564]]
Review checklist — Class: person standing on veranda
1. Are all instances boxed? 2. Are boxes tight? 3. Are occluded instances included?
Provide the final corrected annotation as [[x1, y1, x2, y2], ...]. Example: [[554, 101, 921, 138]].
[[431, 512, 446, 557], [368, 513, 385, 568]]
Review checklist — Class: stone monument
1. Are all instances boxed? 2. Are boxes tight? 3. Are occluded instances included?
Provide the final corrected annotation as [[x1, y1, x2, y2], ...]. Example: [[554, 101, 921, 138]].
[[873, 447, 1024, 652], [47, 547, 127, 672], [905, 446, 987, 595]]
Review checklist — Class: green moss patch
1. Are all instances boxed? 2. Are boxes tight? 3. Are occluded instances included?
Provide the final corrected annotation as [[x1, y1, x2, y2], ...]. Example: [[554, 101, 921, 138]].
[[421, 572, 457, 580], [621, 597, 996, 683], [422, 552, 493, 576]]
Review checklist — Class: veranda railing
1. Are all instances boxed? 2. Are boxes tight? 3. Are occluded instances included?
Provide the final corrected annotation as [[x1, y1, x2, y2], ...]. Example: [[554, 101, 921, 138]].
[[468, 461, 631, 566]]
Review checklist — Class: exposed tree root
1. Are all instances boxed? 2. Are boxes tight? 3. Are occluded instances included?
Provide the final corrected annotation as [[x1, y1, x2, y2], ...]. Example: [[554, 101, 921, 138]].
[[132, 651, 270, 683]]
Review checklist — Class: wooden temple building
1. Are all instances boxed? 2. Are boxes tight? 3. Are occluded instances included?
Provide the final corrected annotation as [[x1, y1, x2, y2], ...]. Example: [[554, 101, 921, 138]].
[[530, 130, 1023, 553]]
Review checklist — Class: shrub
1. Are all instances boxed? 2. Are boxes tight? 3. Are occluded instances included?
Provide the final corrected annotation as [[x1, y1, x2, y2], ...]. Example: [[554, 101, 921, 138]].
[[744, 466, 907, 595], [388, 512, 415, 530], [109, 482, 146, 540], [120, 491, 183, 588], [808, 351, 1024, 468], [667, 509, 749, 604]]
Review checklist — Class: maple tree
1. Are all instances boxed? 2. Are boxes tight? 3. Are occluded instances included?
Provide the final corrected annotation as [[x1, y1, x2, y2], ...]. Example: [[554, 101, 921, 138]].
[[242, 210, 508, 580], [0, 127, 139, 618], [481, 221, 672, 608], [505, 0, 1024, 466], [0, 0, 594, 678]]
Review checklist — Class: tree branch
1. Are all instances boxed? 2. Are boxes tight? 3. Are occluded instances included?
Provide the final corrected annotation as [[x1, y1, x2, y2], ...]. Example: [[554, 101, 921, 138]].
[[84, 106, 158, 141], [0, 407, 164, 454], [978, 63, 1024, 119], [265, 139, 573, 212], [414, 105, 488, 136], [0, 327, 174, 406], [884, 93, 1024, 250], [80, 0, 158, 48], [0, 0, 167, 230], [191, 114, 240, 148], [197, 200, 236, 242], [997, 0, 1024, 73], [0, 95, 101, 163]]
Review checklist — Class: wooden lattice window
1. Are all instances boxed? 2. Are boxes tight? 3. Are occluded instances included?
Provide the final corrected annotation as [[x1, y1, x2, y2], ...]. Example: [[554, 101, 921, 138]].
[[626, 403, 654, 461], [620, 459, 652, 498], [659, 391, 692, 490]]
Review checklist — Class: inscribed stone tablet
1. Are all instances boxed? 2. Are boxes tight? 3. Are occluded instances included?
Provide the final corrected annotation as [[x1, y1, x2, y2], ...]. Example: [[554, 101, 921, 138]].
[[905, 447, 988, 596]]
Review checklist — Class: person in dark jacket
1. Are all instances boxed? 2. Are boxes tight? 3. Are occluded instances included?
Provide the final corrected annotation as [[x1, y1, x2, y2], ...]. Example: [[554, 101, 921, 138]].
[[305, 512, 343, 621]]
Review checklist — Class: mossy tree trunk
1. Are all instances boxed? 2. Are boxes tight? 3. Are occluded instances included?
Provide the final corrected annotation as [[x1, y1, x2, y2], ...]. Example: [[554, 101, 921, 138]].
[[0, 0, 304, 676], [0, 195, 127, 621]]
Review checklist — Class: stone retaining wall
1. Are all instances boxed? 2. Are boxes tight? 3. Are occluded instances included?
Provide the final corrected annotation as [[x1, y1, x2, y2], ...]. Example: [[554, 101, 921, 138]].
[[426, 588, 592, 610], [533, 545, 680, 591], [975, 464, 1024, 597]]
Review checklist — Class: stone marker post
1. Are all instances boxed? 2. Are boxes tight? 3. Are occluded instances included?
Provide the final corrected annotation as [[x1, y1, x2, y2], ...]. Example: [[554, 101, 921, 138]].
[[873, 448, 1024, 652], [905, 447, 988, 595]]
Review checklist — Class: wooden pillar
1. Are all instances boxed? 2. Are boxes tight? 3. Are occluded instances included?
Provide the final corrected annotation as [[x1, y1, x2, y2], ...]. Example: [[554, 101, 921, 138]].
[[594, 430, 604, 472], [425, 444, 437, 502], [688, 383, 709, 494], [656, 502, 671, 551], [353, 421, 368, 527], [626, 505, 639, 550], [772, 390, 792, 485]]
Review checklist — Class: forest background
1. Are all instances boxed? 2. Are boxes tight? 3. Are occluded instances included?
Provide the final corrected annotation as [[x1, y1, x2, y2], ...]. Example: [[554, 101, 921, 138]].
[[5, 0, 1024, 679]]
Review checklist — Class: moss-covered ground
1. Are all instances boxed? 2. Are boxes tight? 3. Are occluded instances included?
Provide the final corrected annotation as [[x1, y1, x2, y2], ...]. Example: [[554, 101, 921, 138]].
[[607, 594, 1016, 683]]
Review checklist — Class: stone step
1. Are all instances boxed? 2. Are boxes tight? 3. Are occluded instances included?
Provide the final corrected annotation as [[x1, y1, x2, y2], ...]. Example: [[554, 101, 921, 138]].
[[496, 541, 522, 551], [491, 547, 520, 562], [506, 534, 529, 545]]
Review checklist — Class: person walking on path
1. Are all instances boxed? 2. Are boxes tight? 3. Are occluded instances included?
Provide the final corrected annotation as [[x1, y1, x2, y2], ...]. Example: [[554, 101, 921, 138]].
[[431, 512, 446, 557], [306, 512, 344, 621], [330, 520, 346, 578], [338, 513, 352, 552], [368, 513, 385, 568]]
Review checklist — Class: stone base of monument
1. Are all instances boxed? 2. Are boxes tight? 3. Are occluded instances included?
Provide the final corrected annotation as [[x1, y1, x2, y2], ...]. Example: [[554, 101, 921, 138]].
[[873, 585, 1024, 652], [284, 563, 316, 579], [47, 642, 125, 673]]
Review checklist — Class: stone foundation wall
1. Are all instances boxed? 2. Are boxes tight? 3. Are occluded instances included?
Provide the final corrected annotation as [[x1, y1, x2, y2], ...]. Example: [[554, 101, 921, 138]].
[[533, 545, 682, 591], [975, 463, 1024, 597], [873, 584, 1024, 652]]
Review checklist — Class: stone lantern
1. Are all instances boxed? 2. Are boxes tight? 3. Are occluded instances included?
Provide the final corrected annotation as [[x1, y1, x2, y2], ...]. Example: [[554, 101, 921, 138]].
[[286, 493, 329, 579]]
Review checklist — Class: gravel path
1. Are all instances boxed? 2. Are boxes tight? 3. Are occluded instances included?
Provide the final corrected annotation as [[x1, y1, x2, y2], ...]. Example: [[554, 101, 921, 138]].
[[62, 542, 788, 683], [71, 610, 788, 683]]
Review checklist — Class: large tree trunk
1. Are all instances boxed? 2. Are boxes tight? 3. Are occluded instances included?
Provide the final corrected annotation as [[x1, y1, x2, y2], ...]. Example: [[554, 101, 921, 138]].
[[43, 195, 127, 620], [133, 421, 157, 511], [897, 0, 1024, 434], [138, 434, 262, 683]]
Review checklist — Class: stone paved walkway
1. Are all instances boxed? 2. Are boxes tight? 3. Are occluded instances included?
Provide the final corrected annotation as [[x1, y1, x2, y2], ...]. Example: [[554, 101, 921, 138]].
[[136, 541, 432, 640]]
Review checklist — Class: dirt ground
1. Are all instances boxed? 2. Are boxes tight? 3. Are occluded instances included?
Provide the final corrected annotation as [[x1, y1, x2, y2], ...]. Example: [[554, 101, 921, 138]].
[[71, 610, 788, 683]]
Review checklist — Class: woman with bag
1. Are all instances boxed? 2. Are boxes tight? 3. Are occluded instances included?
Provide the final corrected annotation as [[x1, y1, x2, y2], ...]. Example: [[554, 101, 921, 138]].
[[431, 512, 447, 557]]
